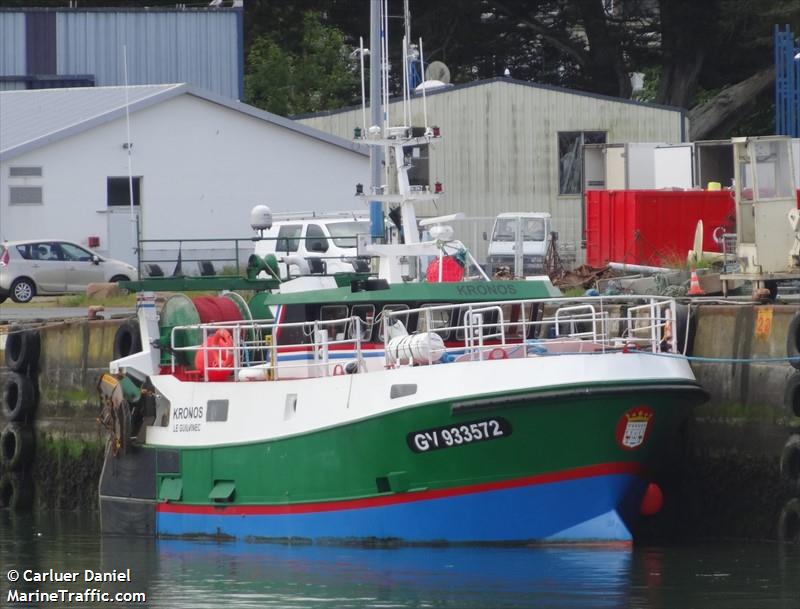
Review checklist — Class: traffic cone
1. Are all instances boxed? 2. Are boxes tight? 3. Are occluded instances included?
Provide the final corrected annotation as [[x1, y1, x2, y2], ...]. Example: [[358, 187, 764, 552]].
[[687, 268, 704, 296]]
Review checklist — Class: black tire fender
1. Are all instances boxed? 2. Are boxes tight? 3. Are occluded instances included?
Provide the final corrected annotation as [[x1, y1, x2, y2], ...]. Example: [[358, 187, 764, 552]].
[[778, 498, 800, 544], [2, 371, 36, 423], [787, 312, 800, 370], [112, 320, 142, 360], [0, 472, 33, 510], [4, 326, 41, 373], [0, 423, 34, 471], [783, 374, 800, 420], [780, 434, 800, 489]]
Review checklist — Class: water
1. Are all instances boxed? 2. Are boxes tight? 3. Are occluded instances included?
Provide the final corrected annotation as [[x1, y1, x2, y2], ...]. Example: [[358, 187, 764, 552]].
[[1, 512, 798, 609]]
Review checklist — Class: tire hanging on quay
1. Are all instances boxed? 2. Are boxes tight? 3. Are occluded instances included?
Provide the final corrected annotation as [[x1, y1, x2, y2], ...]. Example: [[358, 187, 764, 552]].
[[2, 371, 36, 423], [112, 320, 142, 360], [786, 312, 800, 370], [4, 326, 40, 373], [0, 472, 33, 511], [0, 422, 34, 471], [779, 434, 800, 491], [778, 498, 800, 544]]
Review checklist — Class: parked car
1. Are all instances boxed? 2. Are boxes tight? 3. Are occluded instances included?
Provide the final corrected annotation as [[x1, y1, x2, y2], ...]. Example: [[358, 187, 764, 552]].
[[253, 218, 371, 278], [0, 240, 139, 303]]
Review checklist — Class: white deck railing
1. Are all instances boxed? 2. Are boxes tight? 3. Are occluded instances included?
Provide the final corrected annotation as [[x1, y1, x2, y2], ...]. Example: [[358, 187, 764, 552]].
[[167, 296, 678, 381]]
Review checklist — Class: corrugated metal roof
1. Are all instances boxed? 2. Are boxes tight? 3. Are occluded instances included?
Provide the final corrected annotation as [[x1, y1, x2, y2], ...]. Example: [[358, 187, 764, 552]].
[[0, 8, 242, 99], [0, 84, 368, 162]]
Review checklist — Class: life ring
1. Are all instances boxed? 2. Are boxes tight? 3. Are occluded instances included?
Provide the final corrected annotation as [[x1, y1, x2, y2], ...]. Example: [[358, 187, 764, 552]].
[[780, 434, 800, 490], [4, 326, 40, 373], [783, 374, 800, 420], [489, 347, 508, 360], [2, 372, 36, 423], [787, 312, 800, 370], [112, 320, 142, 360], [0, 423, 34, 471], [777, 498, 800, 544], [194, 329, 234, 381]]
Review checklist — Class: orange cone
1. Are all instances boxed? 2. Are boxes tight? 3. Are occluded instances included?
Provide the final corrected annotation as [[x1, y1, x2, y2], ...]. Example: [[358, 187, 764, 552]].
[[687, 268, 704, 296]]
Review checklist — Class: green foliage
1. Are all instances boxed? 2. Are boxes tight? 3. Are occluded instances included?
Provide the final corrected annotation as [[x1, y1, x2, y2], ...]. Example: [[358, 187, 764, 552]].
[[245, 12, 359, 116]]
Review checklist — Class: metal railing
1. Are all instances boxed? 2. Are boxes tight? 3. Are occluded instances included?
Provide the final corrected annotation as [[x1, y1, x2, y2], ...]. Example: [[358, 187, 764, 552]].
[[166, 296, 679, 382]]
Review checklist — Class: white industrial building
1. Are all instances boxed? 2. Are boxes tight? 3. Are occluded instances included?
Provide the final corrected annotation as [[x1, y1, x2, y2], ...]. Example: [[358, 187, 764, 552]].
[[298, 77, 688, 263], [0, 84, 369, 268]]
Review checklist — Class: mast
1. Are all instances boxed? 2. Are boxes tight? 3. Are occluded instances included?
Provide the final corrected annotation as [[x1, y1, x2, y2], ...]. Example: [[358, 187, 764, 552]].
[[369, 0, 385, 242]]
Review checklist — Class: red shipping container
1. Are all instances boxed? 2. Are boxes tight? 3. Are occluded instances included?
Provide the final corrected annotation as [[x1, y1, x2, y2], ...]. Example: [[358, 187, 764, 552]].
[[585, 190, 736, 267]]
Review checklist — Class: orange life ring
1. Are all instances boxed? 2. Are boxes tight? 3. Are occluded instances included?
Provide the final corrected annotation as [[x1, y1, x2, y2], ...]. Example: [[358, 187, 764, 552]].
[[194, 329, 234, 381], [489, 347, 508, 360]]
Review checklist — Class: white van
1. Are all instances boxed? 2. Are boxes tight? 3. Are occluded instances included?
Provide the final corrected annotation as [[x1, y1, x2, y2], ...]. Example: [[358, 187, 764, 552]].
[[254, 217, 371, 278], [485, 212, 552, 276]]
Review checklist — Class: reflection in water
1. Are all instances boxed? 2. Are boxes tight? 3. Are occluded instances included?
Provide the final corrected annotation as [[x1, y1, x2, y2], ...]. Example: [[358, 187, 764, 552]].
[[1, 511, 799, 609]]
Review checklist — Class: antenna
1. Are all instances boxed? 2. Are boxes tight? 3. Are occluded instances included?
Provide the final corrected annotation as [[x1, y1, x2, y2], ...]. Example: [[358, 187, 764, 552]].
[[419, 38, 428, 131], [359, 36, 367, 135], [122, 45, 137, 265]]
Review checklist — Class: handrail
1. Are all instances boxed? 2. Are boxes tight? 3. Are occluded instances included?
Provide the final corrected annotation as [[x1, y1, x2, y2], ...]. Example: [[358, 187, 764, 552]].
[[166, 295, 679, 381]]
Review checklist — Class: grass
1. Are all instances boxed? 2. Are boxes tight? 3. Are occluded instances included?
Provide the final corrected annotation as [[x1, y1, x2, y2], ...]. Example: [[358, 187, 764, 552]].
[[56, 293, 137, 307]]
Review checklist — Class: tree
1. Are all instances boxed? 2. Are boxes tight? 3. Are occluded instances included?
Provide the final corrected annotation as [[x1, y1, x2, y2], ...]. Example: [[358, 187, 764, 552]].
[[244, 11, 360, 116]]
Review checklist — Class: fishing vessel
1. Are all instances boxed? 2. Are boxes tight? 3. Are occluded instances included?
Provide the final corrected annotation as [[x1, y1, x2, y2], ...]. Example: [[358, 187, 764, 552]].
[[98, 277, 705, 544], [97, 8, 705, 544]]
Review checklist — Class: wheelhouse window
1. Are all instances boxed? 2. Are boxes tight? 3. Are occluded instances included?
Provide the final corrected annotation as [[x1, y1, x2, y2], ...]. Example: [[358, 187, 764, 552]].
[[558, 131, 606, 195], [379, 304, 410, 339], [417, 304, 452, 339], [348, 304, 376, 341], [319, 304, 349, 341], [107, 176, 141, 206]]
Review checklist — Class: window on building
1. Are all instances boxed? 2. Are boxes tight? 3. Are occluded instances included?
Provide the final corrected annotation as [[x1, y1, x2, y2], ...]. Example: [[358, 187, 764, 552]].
[[107, 177, 141, 206], [9, 186, 43, 205], [9, 166, 42, 177], [558, 131, 606, 195]]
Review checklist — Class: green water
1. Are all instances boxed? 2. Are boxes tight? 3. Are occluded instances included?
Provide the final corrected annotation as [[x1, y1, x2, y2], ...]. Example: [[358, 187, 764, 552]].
[[1, 512, 798, 609]]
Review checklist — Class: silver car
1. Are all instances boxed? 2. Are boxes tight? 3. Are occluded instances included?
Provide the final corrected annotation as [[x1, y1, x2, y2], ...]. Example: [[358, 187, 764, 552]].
[[0, 240, 139, 303]]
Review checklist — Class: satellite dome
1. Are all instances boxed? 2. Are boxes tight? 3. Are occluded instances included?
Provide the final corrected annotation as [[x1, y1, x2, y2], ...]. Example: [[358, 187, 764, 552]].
[[250, 205, 273, 233]]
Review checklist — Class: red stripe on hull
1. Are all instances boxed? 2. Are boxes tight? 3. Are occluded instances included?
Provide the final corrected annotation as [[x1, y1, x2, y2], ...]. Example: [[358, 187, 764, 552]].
[[157, 461, 645, 516]]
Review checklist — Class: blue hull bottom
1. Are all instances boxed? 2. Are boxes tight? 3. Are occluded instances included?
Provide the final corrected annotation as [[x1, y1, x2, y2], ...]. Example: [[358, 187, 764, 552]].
[[157, 473, 647, 544]]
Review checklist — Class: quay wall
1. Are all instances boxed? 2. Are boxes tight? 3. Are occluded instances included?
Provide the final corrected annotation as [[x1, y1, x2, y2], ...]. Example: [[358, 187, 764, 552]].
[[1, 305, 800, 540], [0, 318, 118, 510]]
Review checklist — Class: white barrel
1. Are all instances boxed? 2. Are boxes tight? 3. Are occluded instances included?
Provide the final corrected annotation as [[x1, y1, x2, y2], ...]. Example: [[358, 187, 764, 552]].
[[387, 332, 445, 365]]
